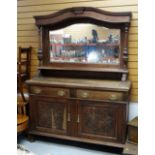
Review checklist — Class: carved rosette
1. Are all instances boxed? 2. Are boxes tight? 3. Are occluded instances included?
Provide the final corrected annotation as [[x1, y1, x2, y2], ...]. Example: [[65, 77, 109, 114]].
[[83, 107, 115, 136], [37, 101, 66, 130]]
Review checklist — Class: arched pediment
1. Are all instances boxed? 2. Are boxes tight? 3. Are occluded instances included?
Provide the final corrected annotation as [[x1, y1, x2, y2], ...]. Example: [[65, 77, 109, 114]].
[[34, 7, 131, 29]]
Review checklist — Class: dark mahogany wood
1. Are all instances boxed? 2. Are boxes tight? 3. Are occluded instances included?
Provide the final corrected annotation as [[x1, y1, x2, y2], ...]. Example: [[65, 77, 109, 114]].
[[26, 7, 132, 148], [27, 77, 131, 144]]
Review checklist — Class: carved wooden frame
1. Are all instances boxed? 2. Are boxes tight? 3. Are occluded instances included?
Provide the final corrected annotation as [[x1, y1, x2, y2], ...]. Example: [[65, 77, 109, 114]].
[[34, 7, 131, 73]]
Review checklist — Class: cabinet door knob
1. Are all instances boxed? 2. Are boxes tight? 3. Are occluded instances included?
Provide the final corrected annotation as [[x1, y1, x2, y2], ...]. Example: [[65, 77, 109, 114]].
[[109, 94, 118, 101], [57, 90, 65, 96], [81, 92, 89, 98]]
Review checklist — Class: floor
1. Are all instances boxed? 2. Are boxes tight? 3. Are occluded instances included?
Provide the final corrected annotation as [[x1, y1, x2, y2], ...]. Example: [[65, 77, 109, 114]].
[[17, 135, 121, 155]]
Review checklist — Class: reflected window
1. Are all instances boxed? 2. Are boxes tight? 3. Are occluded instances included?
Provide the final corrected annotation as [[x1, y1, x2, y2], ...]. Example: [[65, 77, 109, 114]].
[[49, 24, 120, 65]]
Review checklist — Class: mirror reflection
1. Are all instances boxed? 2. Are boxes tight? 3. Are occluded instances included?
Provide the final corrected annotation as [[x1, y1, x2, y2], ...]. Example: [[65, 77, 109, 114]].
[[49, 24, 120, 64]]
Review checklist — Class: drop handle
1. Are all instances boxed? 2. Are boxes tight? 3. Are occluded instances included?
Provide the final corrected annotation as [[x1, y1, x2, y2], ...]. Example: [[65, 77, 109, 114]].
[[57, 90, 65, 96], [33, 88, 42, 94], [109, 94, 118, 101], [81, 92, 89, 98]]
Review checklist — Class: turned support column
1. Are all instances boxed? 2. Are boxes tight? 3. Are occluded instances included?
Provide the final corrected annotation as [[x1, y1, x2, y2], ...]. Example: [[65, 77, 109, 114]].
[[37, 26, 43, 66], [123, 24, 129, 68], [121, 24, 129, 81]]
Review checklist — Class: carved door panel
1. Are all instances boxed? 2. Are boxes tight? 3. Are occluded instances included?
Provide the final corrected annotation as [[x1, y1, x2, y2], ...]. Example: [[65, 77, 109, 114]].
[[77, 100, 126, 143], [29, 96, 68, 135]]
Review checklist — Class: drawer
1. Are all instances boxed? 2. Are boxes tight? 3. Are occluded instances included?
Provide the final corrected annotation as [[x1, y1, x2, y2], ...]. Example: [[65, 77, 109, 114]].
[[77, 89, 124, 101], [30, 86, 70, 98]]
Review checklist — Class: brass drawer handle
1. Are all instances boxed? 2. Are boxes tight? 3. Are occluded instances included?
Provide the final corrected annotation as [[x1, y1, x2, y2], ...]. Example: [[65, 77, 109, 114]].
[[77, 115, 80, 123], [81, 92, 89, 98], [57, 90, 65, 96], [109, 94, 118, 101], [32, 88, 42, 94]]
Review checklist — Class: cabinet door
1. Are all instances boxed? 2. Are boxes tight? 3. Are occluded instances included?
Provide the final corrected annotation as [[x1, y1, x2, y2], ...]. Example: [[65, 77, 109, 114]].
[[29, 96, 68, 135], [77, 100, 126, 143]]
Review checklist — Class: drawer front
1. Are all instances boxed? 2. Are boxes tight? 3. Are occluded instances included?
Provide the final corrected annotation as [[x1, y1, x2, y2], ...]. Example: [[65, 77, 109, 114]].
[[30, 86, 70, 98], [77, 89, 124, 101]]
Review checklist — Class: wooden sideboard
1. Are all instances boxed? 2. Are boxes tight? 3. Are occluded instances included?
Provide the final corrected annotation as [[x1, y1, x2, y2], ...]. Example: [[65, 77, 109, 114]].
[[26, 76, 131, 144], [26, 7, 132, 147]]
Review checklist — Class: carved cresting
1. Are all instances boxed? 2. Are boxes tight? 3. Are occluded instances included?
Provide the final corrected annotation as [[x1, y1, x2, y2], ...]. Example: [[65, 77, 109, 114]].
[[71, 7, 86, 15]]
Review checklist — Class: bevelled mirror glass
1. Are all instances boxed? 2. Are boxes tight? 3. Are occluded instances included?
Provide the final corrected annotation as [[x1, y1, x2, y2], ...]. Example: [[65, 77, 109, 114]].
[[49, 24, 120, 64]]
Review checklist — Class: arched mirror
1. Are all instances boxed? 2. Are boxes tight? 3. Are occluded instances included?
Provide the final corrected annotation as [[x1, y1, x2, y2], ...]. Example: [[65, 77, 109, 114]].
[[49, 24, 120, 65]]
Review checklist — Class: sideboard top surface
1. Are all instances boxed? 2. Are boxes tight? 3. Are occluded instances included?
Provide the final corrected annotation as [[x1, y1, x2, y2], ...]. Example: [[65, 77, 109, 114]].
[[26, 76, 131, 92]]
